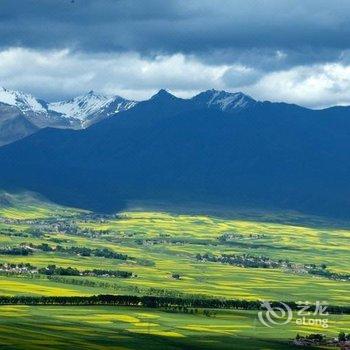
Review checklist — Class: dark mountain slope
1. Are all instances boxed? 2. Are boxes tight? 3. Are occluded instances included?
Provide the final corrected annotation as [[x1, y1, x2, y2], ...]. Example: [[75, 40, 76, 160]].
[[0, 91, 349, 217], [0, 103, 39, 146]]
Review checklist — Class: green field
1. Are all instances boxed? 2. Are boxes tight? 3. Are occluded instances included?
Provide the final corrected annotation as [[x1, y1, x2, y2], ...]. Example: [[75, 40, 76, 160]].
[[1, 306, 350, 350], [0, 192, 349, 349]]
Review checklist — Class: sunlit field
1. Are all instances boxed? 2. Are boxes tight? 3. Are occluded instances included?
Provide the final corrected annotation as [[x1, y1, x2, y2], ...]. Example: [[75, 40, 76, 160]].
[[1, 306, 350, 350], [0, 193, 349, 349]]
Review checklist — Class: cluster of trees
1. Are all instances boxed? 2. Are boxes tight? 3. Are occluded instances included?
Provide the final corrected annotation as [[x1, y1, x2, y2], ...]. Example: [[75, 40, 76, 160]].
[[2, 263, 133, 278], [135, 238, 187, 246], [0, 228, 28, 238], [26, 243, 128, 260], [133, 236, 212, 247], [0, 262, 133, 279], [0, 246, 33, 255], [196, 252, 291, 269], [295, 333, 325, 343], [88, 269, 133, 278], [41, 220, 112, 238], [32, 243, 53, 251], [42, 265, 134, 278], [306, 264, 350, 281], [89, 247, 128, 260], [0, 262, 36, 273], [338, 332, 350, 341], [218, 232, 266, 243], [196, 253, 344, 283], [294, 332, 350, 346], [38, 265, 80, 276], [10, 216, 116, 240]]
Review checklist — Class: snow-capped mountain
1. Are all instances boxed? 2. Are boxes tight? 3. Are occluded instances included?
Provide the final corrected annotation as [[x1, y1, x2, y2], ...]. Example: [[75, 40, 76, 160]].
[[0, 87, 47, 115], [0, 87, 138, 128], [0, 88, 137, 129], [0, 87, 259, 147], [0, 87, 137, 145], [3, 88, 350, 219], [48, 91, 137, 127], [0, 87, 77, 129], [192, 89, 256, 112]]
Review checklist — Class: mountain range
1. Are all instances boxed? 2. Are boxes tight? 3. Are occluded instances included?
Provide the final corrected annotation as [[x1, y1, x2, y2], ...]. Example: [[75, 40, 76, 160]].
[[0, 88, 350, 218], [0, 87, 137, 145]]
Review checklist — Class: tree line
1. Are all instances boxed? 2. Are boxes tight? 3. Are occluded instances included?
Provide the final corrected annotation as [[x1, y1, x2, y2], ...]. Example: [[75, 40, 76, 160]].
[[0, 262, 133, 278], [39, 265, 133, 278], [0, 294, 349, 313], [24, 243, 129, 260]]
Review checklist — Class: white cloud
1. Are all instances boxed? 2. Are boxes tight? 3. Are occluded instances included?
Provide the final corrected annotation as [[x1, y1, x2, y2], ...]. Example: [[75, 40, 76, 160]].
[[245, 63, 350, 108], [1, 47, 350, 108], [0, 48, 228, 101]]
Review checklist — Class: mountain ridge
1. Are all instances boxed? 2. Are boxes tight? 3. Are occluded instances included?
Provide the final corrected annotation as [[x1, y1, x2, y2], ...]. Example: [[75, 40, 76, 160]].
[[1, 89, 350, 218], [48, 90, 138, 127], [0, 87, 138, 145]]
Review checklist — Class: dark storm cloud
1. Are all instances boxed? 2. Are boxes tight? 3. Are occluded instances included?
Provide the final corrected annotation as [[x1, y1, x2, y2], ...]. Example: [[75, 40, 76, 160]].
[[1, 0, 350, 108], [1, 0, 350, 65]]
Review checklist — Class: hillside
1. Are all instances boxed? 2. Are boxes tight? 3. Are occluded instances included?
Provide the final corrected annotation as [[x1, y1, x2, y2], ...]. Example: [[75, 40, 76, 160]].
[[0, 89, 350, 217], [0, 103, 38, 146], [0, 87, 137, 145]]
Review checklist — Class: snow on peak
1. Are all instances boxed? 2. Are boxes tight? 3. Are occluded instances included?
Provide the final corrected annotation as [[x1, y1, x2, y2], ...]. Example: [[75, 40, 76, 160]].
[[48, 91, 137, 121], [0, 87, 47, 114], [49, 92, 113, 120], [192, 89, 256, 112]]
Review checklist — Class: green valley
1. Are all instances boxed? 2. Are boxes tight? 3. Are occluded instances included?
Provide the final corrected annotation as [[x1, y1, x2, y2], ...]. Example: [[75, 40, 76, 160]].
[[0, 192, 349, 349]]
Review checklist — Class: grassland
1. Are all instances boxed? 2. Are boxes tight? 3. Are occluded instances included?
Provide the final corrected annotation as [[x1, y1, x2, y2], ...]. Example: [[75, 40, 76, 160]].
[[1, 306, 350, 350], [0, 192, 349, 349], [1, 211, 348, 303], [0, 191, 83, 220]]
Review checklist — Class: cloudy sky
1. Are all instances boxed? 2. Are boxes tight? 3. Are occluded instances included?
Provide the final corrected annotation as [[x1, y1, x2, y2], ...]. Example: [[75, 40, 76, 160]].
[[1, 0, 350, 107]]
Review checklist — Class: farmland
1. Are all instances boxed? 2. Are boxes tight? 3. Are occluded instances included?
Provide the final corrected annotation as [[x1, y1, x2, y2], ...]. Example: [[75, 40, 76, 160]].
[[0, 192, 349, 349], [0, 305, 349, 350]]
